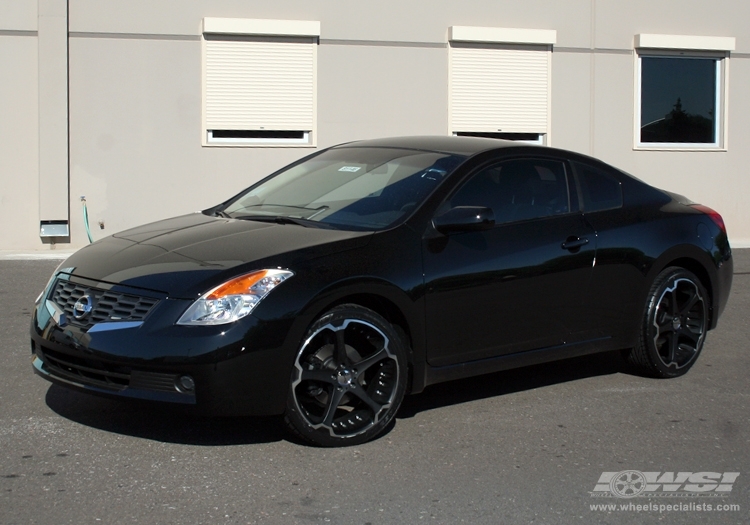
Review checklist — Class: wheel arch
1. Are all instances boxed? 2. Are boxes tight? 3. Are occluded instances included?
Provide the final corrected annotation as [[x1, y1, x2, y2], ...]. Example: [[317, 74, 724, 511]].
[[296, 279, 427, 394], [646, 245, 718, 328]]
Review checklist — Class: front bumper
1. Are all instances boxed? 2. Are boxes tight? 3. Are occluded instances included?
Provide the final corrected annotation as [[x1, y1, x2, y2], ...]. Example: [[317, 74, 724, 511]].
[[30, 277, 296, 416]]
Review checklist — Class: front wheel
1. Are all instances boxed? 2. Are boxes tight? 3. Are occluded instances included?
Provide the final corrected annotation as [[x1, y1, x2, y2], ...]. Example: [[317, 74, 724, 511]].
[[284, 304, 408, 446], [625, 267, 709, 378]]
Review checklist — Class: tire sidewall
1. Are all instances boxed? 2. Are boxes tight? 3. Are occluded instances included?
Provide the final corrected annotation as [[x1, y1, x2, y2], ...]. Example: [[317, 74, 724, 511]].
[[284, 304, 408, 447], [643, 268, 708, 378]]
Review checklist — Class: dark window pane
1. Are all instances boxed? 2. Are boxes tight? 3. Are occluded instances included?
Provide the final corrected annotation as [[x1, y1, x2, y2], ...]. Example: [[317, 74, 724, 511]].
[[574, 162, 622, 212], [211, 130, 306, 139], [640, 56, 717, 144], [455, 132, 541, 142], [450, 159, 570, 224]]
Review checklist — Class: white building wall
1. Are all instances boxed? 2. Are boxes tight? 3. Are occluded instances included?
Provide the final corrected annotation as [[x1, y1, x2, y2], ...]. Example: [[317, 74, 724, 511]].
[[0, 1, 40, 250], [2, 0, 749, 250]]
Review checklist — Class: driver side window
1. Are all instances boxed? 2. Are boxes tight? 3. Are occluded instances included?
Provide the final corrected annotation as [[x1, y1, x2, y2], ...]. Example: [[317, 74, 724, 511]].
[[450, 158, 571, 224]]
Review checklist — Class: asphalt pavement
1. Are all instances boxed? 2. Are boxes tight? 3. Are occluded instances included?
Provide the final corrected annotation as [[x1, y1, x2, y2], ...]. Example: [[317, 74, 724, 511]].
[[1, 252, 748, 524]]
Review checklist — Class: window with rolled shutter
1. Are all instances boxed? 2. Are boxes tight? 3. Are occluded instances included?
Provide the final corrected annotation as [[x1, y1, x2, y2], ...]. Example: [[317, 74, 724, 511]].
[[449, 27, 555, 144], [202, 18, 319, 146]]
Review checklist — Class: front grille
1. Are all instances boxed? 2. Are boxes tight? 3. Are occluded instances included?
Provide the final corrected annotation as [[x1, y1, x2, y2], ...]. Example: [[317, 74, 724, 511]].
[[39, 347, 131, 391], [50, 280, 159, 329]]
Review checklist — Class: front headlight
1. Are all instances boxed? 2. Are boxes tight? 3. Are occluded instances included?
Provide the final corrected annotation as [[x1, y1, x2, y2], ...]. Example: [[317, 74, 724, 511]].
[[176, 269, 294, 326]]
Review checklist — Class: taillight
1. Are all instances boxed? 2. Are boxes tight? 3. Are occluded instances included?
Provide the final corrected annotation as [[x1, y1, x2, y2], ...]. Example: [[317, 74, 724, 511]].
[[690, 204, 726, 234]]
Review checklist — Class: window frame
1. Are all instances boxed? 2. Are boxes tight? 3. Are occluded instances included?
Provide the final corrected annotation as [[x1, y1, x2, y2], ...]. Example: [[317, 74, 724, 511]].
[[201, 18, 320, 148], [634, 42, 731, 151], [448, 27, 556, 146]]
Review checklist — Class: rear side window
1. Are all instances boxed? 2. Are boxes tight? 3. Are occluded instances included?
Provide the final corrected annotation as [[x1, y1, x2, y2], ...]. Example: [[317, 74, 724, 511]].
[[574, 162, 623, 212]]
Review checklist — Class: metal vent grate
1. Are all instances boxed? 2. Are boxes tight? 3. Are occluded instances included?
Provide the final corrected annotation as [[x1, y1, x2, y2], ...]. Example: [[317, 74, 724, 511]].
[[37, 348, 187, 396], [39, 347, 130, 391]]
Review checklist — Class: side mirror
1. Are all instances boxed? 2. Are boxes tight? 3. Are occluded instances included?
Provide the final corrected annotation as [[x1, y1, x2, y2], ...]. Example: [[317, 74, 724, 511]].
[[432, 206, 495, 234]]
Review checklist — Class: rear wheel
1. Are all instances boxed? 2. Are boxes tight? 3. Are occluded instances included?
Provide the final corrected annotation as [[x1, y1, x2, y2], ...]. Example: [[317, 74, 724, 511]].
[[625, 267, 708, 378], [284, 304, 408, 446]]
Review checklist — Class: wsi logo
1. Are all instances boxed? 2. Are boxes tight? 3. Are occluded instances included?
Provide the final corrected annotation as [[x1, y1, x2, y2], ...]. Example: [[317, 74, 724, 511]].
[[591, 471, 740, 498]]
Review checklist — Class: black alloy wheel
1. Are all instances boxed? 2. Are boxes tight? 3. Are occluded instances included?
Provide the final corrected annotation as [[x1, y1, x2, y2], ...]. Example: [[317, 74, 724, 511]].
[[284, 304, 408, 446], [626, 267, 708, 378]]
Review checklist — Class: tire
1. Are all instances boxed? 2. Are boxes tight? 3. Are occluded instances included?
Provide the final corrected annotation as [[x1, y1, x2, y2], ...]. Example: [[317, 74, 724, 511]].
[[625, 267, 709, 378], [284, 304, 408, 446]]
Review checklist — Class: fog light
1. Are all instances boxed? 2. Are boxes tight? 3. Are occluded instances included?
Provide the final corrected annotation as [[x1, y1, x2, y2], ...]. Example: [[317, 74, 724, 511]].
[[176, 375, 195, 393]]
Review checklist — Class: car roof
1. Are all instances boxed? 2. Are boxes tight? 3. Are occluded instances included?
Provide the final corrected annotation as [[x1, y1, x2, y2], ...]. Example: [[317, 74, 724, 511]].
[[333, 135, 530, 157]]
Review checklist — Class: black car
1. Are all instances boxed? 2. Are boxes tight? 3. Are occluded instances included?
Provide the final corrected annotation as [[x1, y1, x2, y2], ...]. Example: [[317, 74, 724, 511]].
[[31, 136, 733, 446]]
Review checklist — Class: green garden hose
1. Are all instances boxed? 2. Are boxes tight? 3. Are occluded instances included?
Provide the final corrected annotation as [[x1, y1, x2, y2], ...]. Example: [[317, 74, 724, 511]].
[[80, 196, 94, 244]]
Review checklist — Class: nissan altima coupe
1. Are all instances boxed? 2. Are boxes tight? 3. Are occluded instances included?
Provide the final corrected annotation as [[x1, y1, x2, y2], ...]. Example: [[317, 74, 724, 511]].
[[31, 136, 732, 446]]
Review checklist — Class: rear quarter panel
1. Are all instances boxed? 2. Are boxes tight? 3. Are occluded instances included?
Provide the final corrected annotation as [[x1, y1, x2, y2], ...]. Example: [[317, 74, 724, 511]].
[[584, 187, 729, 350]]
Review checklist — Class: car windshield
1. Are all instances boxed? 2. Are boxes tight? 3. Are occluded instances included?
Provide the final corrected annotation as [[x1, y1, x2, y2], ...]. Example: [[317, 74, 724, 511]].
[[221, 147, 465, 230]]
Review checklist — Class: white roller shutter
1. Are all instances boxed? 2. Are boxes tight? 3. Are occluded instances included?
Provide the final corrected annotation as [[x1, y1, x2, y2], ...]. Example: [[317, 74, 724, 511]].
[[450, 44, 550, 134], [205, 37, 316, 132]]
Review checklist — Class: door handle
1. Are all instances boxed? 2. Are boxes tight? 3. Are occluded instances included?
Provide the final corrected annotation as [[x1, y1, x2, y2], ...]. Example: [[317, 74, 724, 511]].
[[561, 236, 589, 251]]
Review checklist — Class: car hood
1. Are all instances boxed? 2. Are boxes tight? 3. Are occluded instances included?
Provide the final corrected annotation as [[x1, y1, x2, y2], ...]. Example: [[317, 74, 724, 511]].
[[61, 213, 372, 298]]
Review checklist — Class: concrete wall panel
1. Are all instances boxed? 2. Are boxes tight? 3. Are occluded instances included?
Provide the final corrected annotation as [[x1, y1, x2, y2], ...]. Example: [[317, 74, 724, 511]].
[[0, 0, 37, 31], [68, 36, 305, 246], [0, 36, 40, 249], [317, 44, 448, 147], [69, 0, 592, 47], [591, 53, 637, 167], [595, 0, 750, 53], [550, 50, 592, 154]]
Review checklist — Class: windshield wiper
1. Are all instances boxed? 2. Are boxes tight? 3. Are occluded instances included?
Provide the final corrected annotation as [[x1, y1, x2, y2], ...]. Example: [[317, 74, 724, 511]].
[[242, 204, 328, 213], [234, 215, 325, 228]]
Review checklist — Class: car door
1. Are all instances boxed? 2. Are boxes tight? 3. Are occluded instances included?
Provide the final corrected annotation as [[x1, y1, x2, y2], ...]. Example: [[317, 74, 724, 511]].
[[422, 156, 598, 367]]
